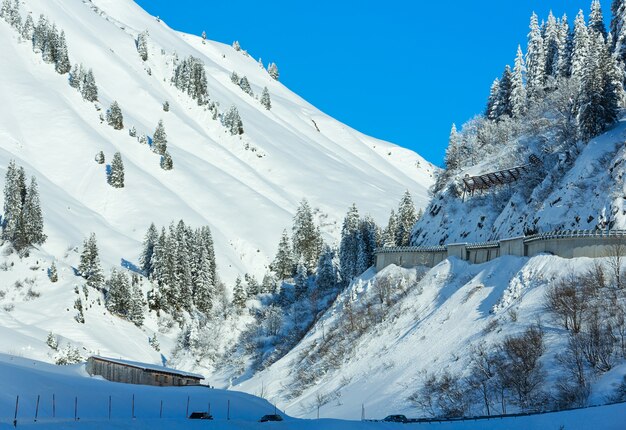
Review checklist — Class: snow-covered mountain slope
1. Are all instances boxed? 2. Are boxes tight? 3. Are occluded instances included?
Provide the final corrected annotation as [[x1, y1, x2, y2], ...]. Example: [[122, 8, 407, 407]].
[[235, 254, 626, 420], [412, 118, 626, 247], [0, 0, 435, 284]]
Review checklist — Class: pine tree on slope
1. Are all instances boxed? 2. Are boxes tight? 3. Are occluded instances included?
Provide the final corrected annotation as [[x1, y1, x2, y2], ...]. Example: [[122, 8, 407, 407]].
[[106, 101, 124, 130], [108, 152, 125, 188], [291, 199, 322, 272], [260, 87, 272, 110], [153, 120, 168, 155], [78, 233, 104, 289], [339, 204, 360, 285], [526, 13, 546, 101], [395, 191, 417, 247], [315, 244, 337, 293], [511, 45, 527, 118], [571, 10, 589, 81], [272, 229, 294, 279], [139, 223, 158, 276], [589, 0, 607, 40]]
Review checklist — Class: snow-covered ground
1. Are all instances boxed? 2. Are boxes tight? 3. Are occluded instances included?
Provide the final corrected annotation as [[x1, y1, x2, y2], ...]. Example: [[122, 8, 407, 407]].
[[236, 255, 626, 419]]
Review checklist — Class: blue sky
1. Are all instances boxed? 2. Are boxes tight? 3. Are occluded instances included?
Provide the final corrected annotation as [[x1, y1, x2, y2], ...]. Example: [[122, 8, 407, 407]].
[[135, 0, 609, 166]]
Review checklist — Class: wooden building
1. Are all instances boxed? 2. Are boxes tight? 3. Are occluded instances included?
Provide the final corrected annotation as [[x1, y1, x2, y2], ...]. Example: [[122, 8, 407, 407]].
[[86, 356, 204, 387]]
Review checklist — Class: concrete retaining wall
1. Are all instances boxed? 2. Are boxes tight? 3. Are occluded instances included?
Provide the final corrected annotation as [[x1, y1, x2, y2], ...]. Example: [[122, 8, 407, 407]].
[[375, 230, 626, 270]]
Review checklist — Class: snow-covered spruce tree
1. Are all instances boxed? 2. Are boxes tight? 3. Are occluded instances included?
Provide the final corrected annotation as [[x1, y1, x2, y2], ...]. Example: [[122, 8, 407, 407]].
[[230, 71, 239, 84], [444, 124, 460, 171], [239, 76, 254, 96], [557, 14, 572, 79], [315, 244, 337, 293], [245, 274, 259, 298], [272, 229, 294, 279], [74, 297, 85, 323], [193, 246, 214, 314], [268, 62, 279, 80], [232, 40, 241, 51], [46, 332, 58, 350], [525, 12, 546, 101], [149, 333, 160, 351], [383, 209, 398, 247], [0, 0, 10, 20], [78, 233, 104, 289], [108, 152, 124, 188], [163, 101, 169, 112], [54, 30, 71, 74], [395, 191, 417, 247], [22, 176, 46, 247], [160, 151, 173, 170], [485, 78, 500, 120], [339, 204, 360, 285], [106, 268, 131, 318], [21, 13, 34, 41], [81, 69, 98, 102], [94, 151, 105, 164], [172, 56, 209, 105], [49, 262, 58, 282], [69, 63, 83, 89], [494, 65, 513, 119], [232, 276, 246, 310], [137, 30, 149, 61], [544, 11, 560, 78], [294, 258, 308, 299], [589, 0, 607, 40], [2, 161, 25, 245], [42, 23, 58, 64], [511, 45, 527, 118], [260, 87, 271, 110], [356, 215, 379, 275], [174, 221, 193, 312], [261, 272, 278, 294], [139, 222, 158, 276], [613, 0, 626, 66], [129, 126, 137, 137], [129, 284, 145, 326], [222, 105, 244, 135], [578, 34, 621, 142], [571, 10, 590, 82], [291, 199, 322, 272], [201, 30, 206, 44], [32, 14, 47, 54], [152, 119, 167, 155], [106, 101, 124, 130]]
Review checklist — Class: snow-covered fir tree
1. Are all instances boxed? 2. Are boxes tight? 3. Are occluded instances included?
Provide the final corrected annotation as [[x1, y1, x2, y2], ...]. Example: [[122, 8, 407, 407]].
[[526, 13, 546, 100], [339, 204, 360, 285], [444, 124, 460, 170], [356, 215, 379, 275], [163, 101, 169, 112], [260, 86, 271, 110], [22, 176, 46, 247], [78, 233, 104, 289], [160, 151, 174, 170], [511, 45, 527, 118], [95, 151, 105, 164], [315, 244, 338, 293], [80, 68, 98, 102], [152, 119, 167, 155], [571, 10, 590, 81], [494, 65, 513, 119], [268, 62, 279, 80], [613, 0, 626, 65], [108, 152, 124, 188], [232, 40, 241, 51], [291, 199, 322, 272], [106, 269, 131, 318], [137, 30, 149, 61], [556, 14, 572, 78], [485, 78, 500, 120], [69, 63, 82, 89], [233, 276, 246, 310], [201, 30, 206, 44], [272, 229, 294, 279], [589, 0, 607, 40], [230, 71, 239, 84], [239, 76, 254, 96], [2, 162, 46, 250], [544, 11, 560, 78], [32, 14, 47, 54], [49, 262, 58, 282], [172, 56, 209, 105], [395, 191, 417, 246], [106, 101, 124, 130], [139, 222, 158, 276], [245, 274, 259, 298], [222, 105, 244, 135], [294, 258, 308, 299], [20, 13, 33, 40], [383, 209, 398, 247], [54, 30, 71, 74], [129, 283, 145, 326]]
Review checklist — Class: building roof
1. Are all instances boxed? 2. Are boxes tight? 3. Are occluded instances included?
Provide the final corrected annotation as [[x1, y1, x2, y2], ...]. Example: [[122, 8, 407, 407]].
[[89, 356, 204, 380]]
